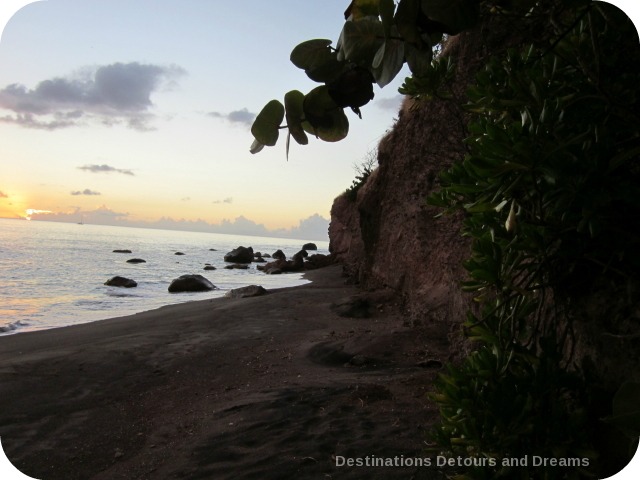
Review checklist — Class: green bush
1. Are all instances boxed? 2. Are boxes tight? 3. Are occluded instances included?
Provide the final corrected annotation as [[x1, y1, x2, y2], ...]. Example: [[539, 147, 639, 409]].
[[427, 2, 640, 477]]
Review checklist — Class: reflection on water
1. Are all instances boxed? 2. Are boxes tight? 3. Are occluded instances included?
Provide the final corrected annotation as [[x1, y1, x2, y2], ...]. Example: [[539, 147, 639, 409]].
[[0, 219, 327, 334]]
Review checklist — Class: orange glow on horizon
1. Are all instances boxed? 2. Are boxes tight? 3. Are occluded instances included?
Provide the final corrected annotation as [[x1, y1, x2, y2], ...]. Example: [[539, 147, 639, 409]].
[[24, 208, 53, 220]]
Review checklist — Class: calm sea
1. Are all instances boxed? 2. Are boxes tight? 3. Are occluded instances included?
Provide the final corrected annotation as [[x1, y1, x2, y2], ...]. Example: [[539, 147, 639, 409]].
[[0, 218, 328, 335]]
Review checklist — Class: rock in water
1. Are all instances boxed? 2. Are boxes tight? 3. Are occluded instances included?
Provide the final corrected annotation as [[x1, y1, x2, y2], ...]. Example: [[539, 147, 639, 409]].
[[113, 249, 132, 254], [272, 249, 286, 261], [105, 276, 138, 288], [224, 264, 250, 270], [224, 285, 268, 299], [168, 274, 216, 293], [126, 258, 146, 264], [302, 243, 318, 250], [224, 246, 254, 263]]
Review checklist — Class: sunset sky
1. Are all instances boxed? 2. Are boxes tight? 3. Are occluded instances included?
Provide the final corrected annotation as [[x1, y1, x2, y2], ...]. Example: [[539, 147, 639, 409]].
[[0, 1, 638, 240], [0, 0, 408, 239]]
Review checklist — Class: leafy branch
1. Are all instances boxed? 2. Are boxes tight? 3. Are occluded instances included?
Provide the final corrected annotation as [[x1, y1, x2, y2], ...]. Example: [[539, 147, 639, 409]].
[[250, 0, 480, 156]]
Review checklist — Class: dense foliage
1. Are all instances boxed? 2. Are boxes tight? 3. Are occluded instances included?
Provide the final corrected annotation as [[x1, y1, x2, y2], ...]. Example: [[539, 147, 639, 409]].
[[427, 2, 640, 478]]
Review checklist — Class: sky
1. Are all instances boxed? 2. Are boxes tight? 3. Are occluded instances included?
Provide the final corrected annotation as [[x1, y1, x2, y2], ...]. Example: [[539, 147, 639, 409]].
[[0, 2, 638, 242], [0, 0, 410, 241]]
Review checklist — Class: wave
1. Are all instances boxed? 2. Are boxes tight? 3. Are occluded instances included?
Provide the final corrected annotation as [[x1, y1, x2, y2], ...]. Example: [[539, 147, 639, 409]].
[[0, 320, 30, 334]]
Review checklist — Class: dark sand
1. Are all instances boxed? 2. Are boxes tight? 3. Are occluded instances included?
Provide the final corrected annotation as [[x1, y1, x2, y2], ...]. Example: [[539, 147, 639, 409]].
[[0, 265, 453, 479]]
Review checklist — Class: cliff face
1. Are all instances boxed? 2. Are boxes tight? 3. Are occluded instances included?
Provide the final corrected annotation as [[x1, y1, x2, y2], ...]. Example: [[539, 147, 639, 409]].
[[330, 104, 469, 327], [329, 32, 489, 328]]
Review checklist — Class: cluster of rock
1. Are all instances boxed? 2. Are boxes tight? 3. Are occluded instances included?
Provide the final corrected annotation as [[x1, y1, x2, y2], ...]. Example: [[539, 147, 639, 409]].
[[104, 243, 331, 293], [220, 245, 330, 275]]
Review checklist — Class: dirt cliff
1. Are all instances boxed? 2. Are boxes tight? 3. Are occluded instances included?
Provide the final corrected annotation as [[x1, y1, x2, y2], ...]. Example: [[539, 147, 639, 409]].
[[329, 30, 494, 331]]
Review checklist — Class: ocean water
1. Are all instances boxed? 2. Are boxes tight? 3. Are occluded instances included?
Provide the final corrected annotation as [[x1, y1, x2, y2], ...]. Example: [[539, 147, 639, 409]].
[[0, 218, 328, 335]]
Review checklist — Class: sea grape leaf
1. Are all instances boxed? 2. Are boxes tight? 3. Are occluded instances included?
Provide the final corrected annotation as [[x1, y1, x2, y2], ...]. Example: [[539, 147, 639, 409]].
[[290, 39, 344, 83], [372, 38, 405, 88], [327, 67, 375, 111], [249, 138, 265, 154], [395, 0, 421, 44], [302, 86, 349, 142], [285, 132, 291, 160], [251, 100, 284, 147], [284, 90, 308, 146], [303, 86, 340, 127], [405, 42, 433, 77], [373, 43, 386, 69], [420, 0, 479, 35], [379, 0, 396, 39], [341, 17, 385, 66], [345, 0, 381, 20], [290, 39, 332, 70]]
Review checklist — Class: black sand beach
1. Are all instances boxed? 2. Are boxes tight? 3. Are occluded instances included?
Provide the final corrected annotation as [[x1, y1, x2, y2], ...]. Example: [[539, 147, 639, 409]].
[[0, 265, 453, 479]]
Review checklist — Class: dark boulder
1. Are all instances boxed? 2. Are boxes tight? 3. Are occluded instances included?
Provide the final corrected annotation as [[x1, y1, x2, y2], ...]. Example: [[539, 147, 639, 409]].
[[168, 274, 216, 293], [175, 252, 185, 255], [203, 265, 217, 271], [305, 253, 333, 270], [302, 243, 318, 251], [224, 264, 250, 270], [224, 246, 254, 263], [272, 249, 286, 261], [126, 258, 146, 264], [224, 285, 268, 299], [113, 249, 132, 254], [104, 276, 137, 288]]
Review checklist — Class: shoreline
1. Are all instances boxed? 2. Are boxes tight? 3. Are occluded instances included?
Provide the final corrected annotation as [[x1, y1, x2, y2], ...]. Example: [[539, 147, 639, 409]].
[[0, 265, 452, 479]]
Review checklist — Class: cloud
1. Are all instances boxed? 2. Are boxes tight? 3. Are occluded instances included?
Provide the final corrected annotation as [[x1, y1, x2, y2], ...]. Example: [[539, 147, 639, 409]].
[[126, 213, 328, 240], [212, 197, 233, 204], [25, 208, 53, 220], [71, 189, 101, 196], [375, 95, 404, 111], [217, 215, 269, 236], [287, 213, 330, 240], [208, 108, 256, 126], [0, 191, 7, 198], [0, 62, 186, 131], [27, 205, 129, 223], [78, 164, 134, 176], [25, 208, 329, 241]]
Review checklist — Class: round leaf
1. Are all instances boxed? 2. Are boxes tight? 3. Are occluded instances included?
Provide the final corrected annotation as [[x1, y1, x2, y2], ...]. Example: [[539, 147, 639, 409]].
[[327, 67, 375, 110], [290, 39, 344, 83], [284, 90, 308, 146], [395, 0, 421, 44], [372, 38, 405, 87], [379, 0, 396, 39], [290, 39, 332, 69], [302, 86, 349, 142], [346, 0, 382, 20], [249, 138, 265, 154], [251, 100, 284, 147], [342, 18, 385, 66], [405, 43, 433, 77]]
